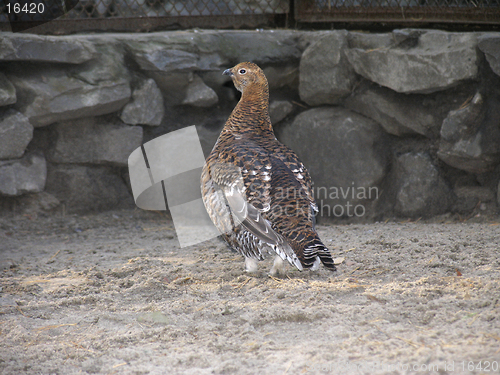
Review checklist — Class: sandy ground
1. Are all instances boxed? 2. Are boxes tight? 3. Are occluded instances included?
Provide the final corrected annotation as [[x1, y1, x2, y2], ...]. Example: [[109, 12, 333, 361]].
[[0, 209, 499, 375]]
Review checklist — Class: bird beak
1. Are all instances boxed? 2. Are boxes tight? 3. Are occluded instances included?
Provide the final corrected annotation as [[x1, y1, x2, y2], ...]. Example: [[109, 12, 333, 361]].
[[223, 68, 233, 76]]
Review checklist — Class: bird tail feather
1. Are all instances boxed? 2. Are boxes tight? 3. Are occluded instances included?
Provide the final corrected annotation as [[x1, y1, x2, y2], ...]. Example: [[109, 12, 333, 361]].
[[302, 238, 336, 271]]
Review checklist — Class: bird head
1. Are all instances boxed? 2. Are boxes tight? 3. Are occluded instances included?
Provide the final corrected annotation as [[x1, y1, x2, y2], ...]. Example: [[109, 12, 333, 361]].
[[223, 62, 268, 94]]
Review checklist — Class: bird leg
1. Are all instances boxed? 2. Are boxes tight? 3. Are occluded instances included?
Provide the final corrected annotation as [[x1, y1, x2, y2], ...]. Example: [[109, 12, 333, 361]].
[[310, 256, 321, 271], [245, 257, 259, 273], [269, 255, 287, 276]]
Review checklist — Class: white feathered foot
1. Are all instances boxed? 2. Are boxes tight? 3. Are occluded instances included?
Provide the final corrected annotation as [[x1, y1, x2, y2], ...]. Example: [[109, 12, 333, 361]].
[[310, 256, 321, 271], [269, 255, 287, 276], [245, 257, 259, 273]]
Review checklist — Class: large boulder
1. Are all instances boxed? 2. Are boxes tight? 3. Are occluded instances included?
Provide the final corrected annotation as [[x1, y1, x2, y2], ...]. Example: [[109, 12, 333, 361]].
[[182, 75, 218, 107], [438, 92, 500, 174], [478, 34, 500, 77], [299, 31, 357, 106], [0, 109, 33, 160], [8, 68, 131, 127], [0, 153, 46, 196], [346, 30, 479, 94], [45, 164, 133, 213], [70, 41, 130, 85], [498, 181, 500, 208], [215, 30, 302, 65], [124, 31, 222, 74], [121, 78, 165, 126], [0, 33, 97, 64], [263, 65, 299, 90], [0, 73, 16, 107], [392, 152, 453, 218], [125, 30, 302, 72], [49, 117, 143, 167], [127, 37, 196, 105], [345, 81, 450, 138], [124, 30, 302, 105], [452, 186, 496, 215], [131, 48, 199, 73], [347, 31, 394, 50], [13, 191, 61, 214], [4, 40, 131, 127], [277, 107, 389, 218], [123, 32, 204, 73], [270, 100, 293, 124], [147, 72, 193, 105]]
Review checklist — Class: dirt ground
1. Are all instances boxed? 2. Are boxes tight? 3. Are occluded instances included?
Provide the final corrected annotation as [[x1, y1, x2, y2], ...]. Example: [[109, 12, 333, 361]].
[[0, 209, 499, 375]]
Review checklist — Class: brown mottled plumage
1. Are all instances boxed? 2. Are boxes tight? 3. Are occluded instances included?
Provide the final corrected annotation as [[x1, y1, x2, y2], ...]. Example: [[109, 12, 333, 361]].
[[201, 62, 335, 275]]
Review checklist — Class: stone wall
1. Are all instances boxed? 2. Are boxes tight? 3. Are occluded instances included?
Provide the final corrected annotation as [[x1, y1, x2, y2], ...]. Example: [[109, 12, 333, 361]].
[[1, 29, 499, 220]]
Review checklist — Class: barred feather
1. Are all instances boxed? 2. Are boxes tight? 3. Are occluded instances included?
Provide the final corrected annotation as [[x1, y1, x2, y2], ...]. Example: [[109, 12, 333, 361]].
[[201, 62, 336, 273]]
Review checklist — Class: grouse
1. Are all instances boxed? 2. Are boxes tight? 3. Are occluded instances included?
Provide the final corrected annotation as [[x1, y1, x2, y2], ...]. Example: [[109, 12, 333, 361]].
[[201, 62, 336, 275]]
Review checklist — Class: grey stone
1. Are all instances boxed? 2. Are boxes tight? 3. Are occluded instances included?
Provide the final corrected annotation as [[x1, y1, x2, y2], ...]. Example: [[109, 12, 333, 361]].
[[296, 31, 330, 53], [498, 181, 500, 207], [438, 93, 500, 174], [0, 110, 33, 160], [0, 73, 16, 106], [148, 72, 192, 106], [217, 30, 302, 65], [121, 78, 164, 126], [345, 82, 442, 137], [0, 153, 46, 196], [14, 192, 60, 214], [108, 31, 302, 106], [71, 42, 130, 85], [277, 107, 389, 218], [440, 92, 485, 141], [347, 31, 395, 50], [346, 30, 479, 94], [263, 65, 299, 90], [197, 71, 230, 97], [132, 48, 199, 72], [182, 75, 218, 107], [478, 34, 500, 77], [393, 152, 453, 218], [49, 117, 143, 167], [45, 164, 133, 213], [299, 31, 357, 105], [124, 30, 301, 72], [391, 29, 425, 47], [270, 100, 293, 124], [9, 69, 131, 127], [0, 34, 97, 64], [452, 186, 495, 214], [123, 32, 202, 73], [197, 52, 227, 72]]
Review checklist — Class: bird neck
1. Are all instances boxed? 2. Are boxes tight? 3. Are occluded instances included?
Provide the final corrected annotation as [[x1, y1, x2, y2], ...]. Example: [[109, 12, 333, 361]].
[[225, 84, 274, 137]]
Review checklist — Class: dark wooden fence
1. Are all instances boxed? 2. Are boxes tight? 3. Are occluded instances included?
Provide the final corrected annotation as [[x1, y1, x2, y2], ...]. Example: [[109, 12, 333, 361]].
[[0, 0, 498, 33]]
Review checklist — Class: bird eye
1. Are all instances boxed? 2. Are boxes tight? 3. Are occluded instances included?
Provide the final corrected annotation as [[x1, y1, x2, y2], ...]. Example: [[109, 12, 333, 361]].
[[238, 69, 246, 75]]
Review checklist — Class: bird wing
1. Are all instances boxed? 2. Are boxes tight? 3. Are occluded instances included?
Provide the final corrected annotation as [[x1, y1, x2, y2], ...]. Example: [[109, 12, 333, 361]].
[[201, 164, 234, 236], [212, 162, 282, 244], [272, 142, 318, 213], [204, 139, 303, 270]]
